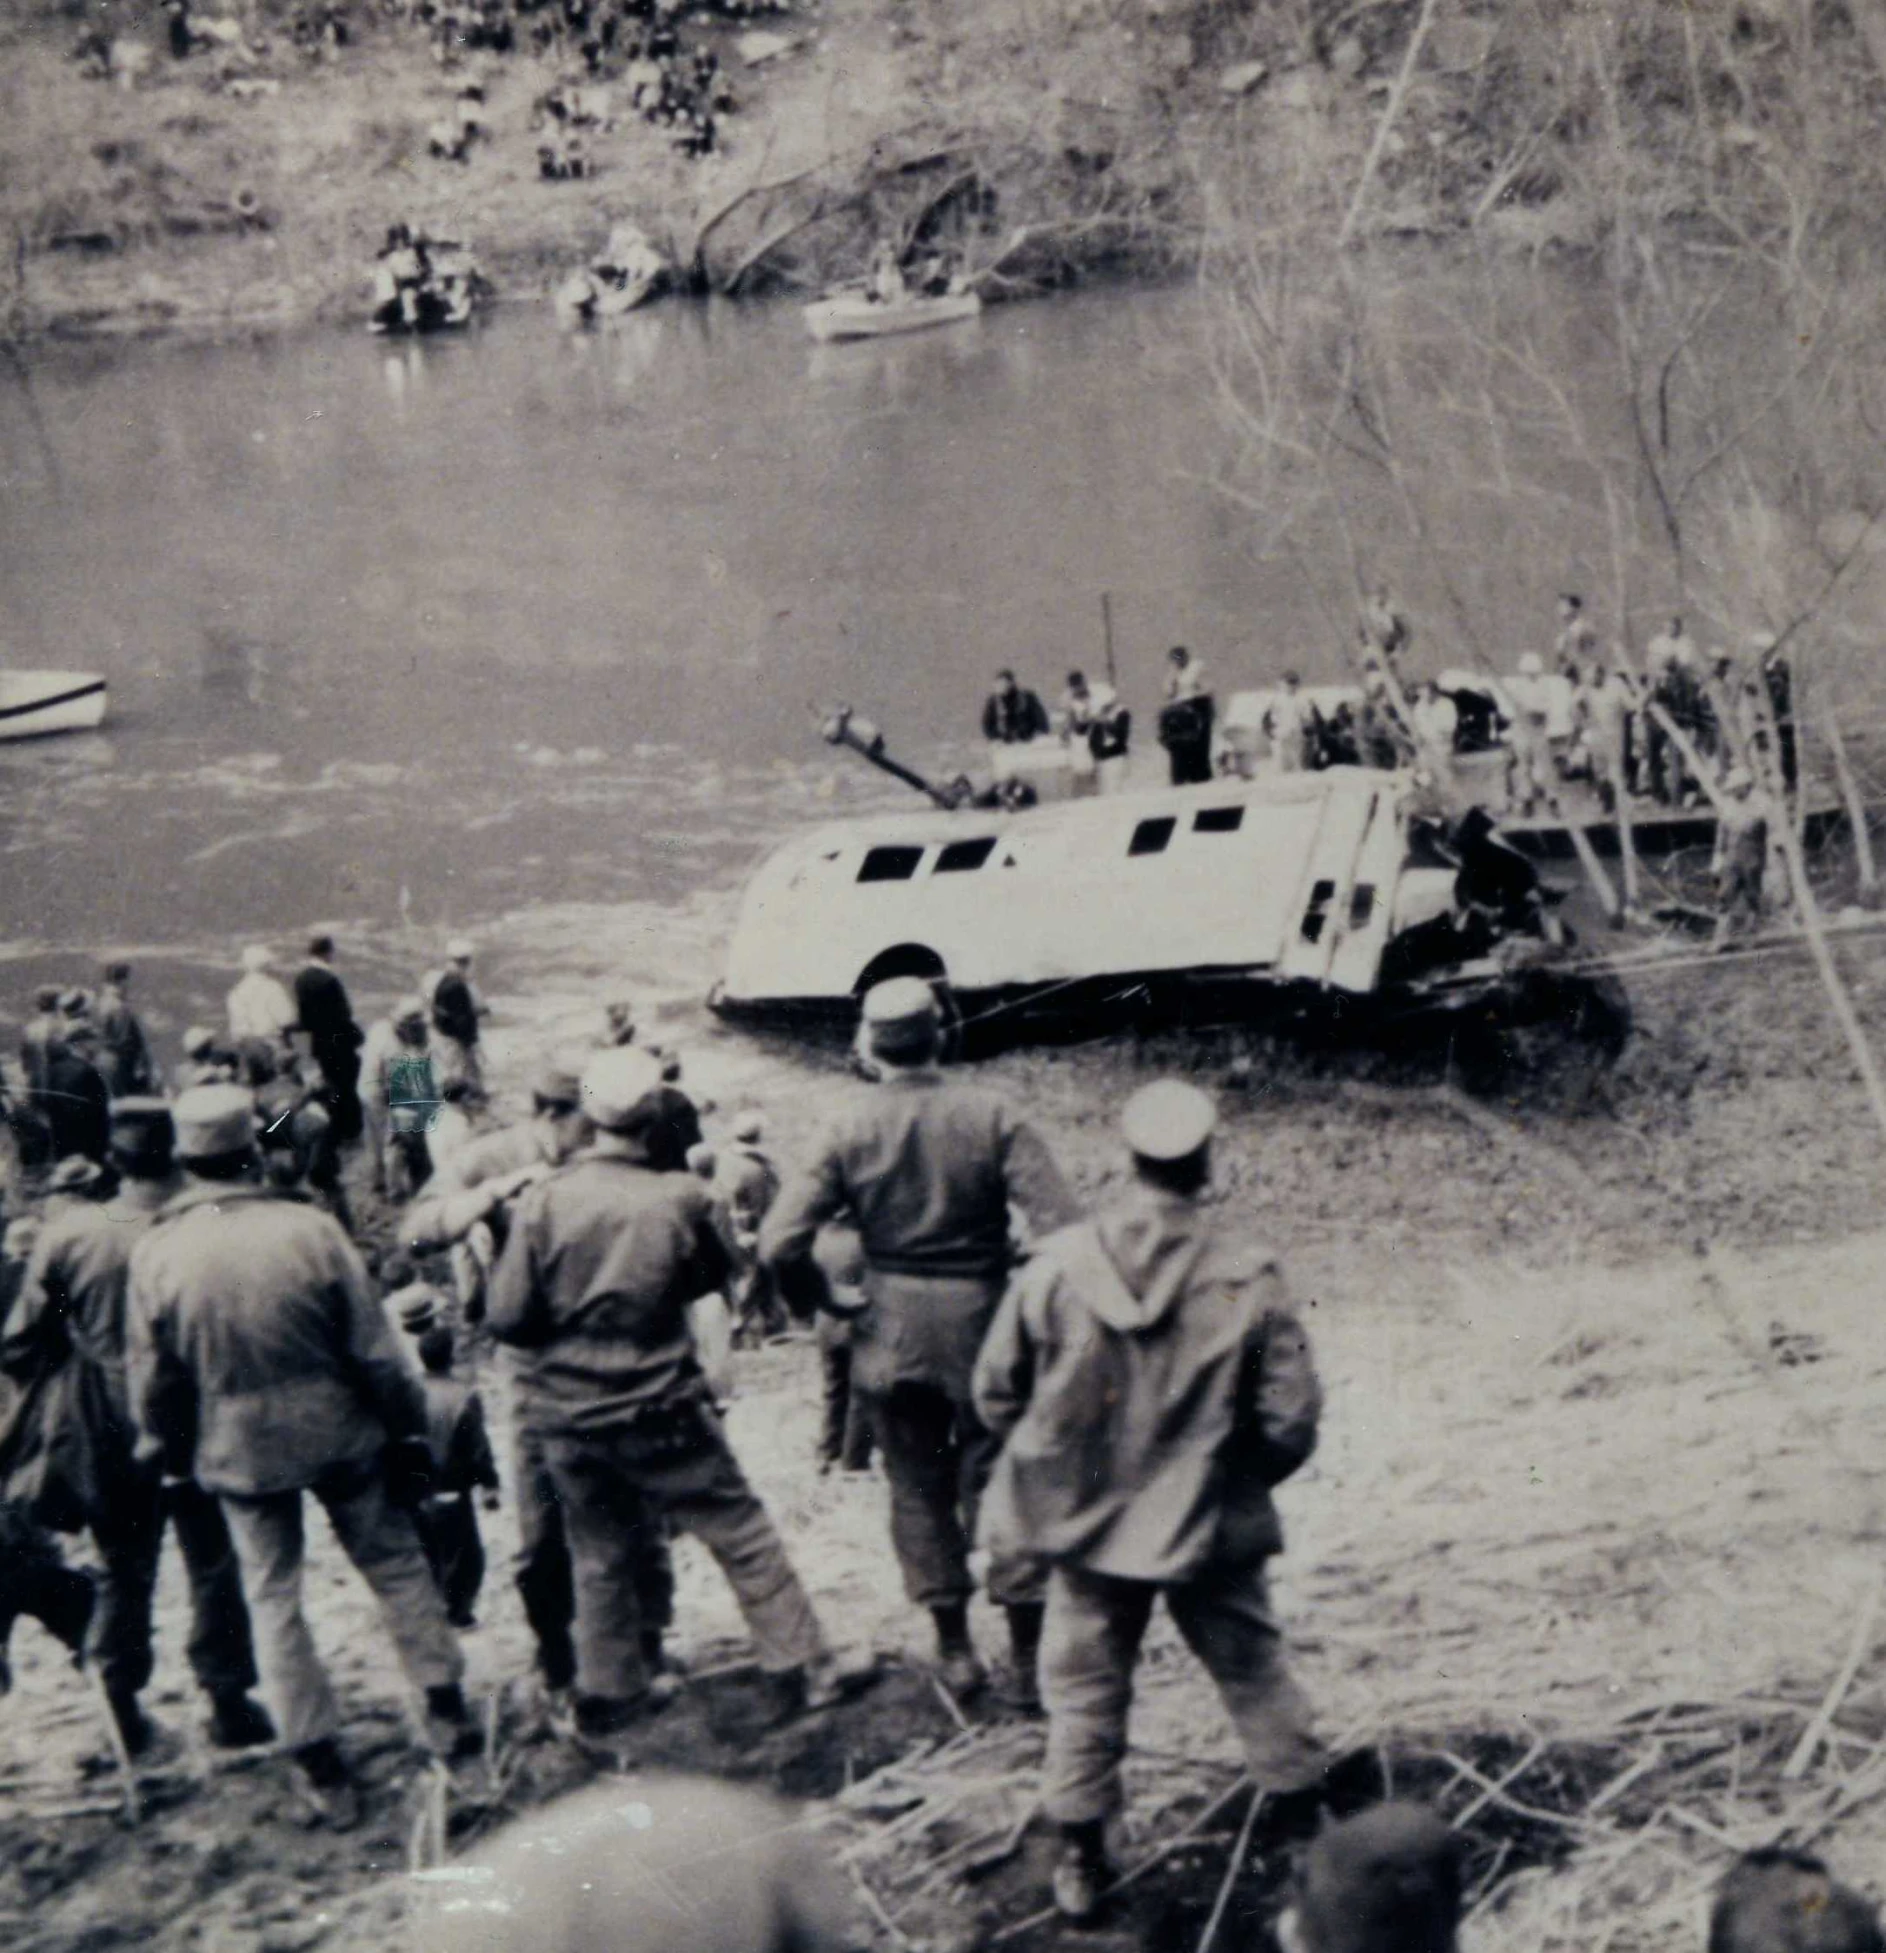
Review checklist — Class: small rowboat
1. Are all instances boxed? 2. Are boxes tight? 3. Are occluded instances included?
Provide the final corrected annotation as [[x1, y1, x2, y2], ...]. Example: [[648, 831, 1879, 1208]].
[[802, 290, 982, 344], [0, 670, 109, 741]]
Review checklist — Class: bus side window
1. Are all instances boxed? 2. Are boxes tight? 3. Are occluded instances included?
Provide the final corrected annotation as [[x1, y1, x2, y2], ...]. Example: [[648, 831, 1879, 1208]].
[[1300, 878, 1337, 943], [858, 845, 926, 883], [935, 837, 998, 873], [1128, 817, 1176, 857], [1193, 806, 1245, 834]]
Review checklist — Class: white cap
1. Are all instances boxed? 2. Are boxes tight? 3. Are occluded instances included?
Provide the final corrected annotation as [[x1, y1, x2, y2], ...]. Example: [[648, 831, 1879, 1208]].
[[446, 936, 476, 962], [580, 1047, 666, 1133], [860, 976, 941, 1058], [1516, 653, 1544, 678], [241, 944, 272, 973], [174, 1083, 258, 1160], [1120, 1078, 1217, 1163]]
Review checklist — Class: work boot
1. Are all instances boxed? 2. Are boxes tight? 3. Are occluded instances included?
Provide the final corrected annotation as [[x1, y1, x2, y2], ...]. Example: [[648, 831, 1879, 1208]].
[[423, 1683, 485, 1763], [761, 1649, 880, 1723], [290, 1738, 362, 1832], [207, 1690, 277, 1751], [1051, 1822, 1111, 1923], [570, 1689, 668, 1768], [931, 1602, 986, 1700]]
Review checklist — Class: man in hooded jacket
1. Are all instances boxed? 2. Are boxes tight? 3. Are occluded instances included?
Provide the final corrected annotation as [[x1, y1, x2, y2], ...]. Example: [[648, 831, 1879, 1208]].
[[973, 1077, 1327, 1922]]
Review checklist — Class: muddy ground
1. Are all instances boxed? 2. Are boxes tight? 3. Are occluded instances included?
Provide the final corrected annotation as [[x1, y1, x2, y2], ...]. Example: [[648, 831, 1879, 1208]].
[[9, 900, 1886, 1951]]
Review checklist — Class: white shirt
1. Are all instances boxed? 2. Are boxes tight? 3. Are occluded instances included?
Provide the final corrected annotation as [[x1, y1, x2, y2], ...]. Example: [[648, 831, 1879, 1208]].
[[226, 971, 296, 1043]]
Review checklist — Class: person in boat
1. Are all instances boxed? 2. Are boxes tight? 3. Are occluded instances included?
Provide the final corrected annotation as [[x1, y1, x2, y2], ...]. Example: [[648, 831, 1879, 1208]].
[[983, 668, 1051, 745], [761, 977, 1079, 1712], [1158, 645, 1216, 785], [96, 963, 159, 1099], [1265, 670, 1311, 772], [973, 1078, 1328, 1924], [867, 238, 907, 306], [1060, 670, 1129, 764], [1410, 677, 1459, 760], [1708, 1848, 1883, 1953], [1713, 767, 1769, 951], [1356, 663, 1406, 771]]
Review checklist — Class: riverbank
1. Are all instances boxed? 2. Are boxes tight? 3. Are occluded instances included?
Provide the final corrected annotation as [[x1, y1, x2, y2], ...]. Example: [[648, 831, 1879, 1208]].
[[9, 0, 1886, 342]]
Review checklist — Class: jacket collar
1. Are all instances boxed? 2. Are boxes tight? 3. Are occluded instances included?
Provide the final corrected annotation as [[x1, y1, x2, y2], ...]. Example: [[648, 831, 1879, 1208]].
[[161, 1179, 305, 1219]]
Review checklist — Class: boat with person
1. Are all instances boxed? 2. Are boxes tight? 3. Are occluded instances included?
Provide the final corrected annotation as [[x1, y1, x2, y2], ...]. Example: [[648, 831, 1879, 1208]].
[[0, 669, 109, 741], [801, 289, 982, 344]]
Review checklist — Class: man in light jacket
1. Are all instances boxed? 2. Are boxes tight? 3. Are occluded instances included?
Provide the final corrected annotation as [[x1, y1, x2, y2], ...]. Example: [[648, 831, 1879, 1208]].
[[973, 1077, 1327, 1923], [126, 1084, 474, 1828]]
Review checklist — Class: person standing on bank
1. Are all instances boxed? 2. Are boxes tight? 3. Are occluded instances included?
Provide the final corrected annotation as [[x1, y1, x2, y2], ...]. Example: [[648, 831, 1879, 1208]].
[[762, 977, 1079, 1706], [488, 1049, 864, 1758], [95, 963, 160, 1098], [1157, 646, 1215, 786], [973, 1078, 1328, 1922], [427, 938, 488, 1092], [226, 945, 298, 1054], [126, 1084, 477, 1828], [294, 934, 365, 1146], [1, 1098, 272, 1762]]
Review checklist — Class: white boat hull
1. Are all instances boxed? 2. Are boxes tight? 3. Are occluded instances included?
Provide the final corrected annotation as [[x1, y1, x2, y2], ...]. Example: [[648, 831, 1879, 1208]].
[[0, 670, 109, 741], [802, 292, 982, 343]]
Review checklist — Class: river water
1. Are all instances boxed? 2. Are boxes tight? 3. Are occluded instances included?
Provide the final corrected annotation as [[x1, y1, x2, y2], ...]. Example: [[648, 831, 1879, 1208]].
[[1, 287, 1347, 1042]]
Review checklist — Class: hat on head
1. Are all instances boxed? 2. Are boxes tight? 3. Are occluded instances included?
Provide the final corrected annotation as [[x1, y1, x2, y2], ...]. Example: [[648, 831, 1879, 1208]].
[[173, 1083, 257, 1161], [861, 976, 941, 1059], [580, 1047, 666, 1134], [446, 936, 476, 962], [59, 988, 91, 1017], [182, 1024, 216, 1058], [1120, 1078, 1217, 1164], [1291, 1803, 1462, 1953], [392, 1284, 444, 1335], [532, 1054, 587, 1110], [732, 1111, 764, 1145], [241, 945, 273, 974], [33, 985, 60, 1012], [1516, 652, 1544, 678], [110, 1097, 176, 1172], [685, 1142, 717, 1179], [394, 994, 428, 1028]]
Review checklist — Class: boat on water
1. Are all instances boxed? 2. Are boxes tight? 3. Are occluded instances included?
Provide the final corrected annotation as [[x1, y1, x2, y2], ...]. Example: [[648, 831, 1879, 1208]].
[[554, 224, 667, 327], [802, 289, 982, 344], [0, 670, 109, 742], [367, 235, 488, 336]]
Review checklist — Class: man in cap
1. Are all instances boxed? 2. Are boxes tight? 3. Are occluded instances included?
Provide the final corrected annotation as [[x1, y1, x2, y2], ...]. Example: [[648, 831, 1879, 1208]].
[[1276, 1803, 1462, 1953], [762, 975, 1078, 1704], [294, 934, 365, 1147], [363, 995, 438, 1198], [426, 938, 487, 1091], [410, 1776, 858, 1953], [1157, 646, 1215, 786], [225, 946, 297, 1051], [982, 668, 1051, 746], [0, 1098, 271, 1758], [96, 962, 159, 1098], [126, 1083, 476, 1826], [973, 1077, 1326, 1921], [489, 1048, 855, 1756], [1708, 1848, 1884, 1953], [40, 1018, 111, 1164], [710, 1111, 784, 1342]]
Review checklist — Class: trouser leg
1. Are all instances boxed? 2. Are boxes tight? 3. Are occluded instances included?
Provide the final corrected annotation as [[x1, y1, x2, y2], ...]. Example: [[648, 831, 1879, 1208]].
[[540, 1435, 651, 1704], [1040, 1567, 1157, 1825], [168, 1478, 260, 1698], [512, 1426, 576, 1689], [1166, 1562, 1325, 1795], [869, 1381, 972, 1608], [315, 1462, 463, 1698], [817, 1341, 851, 1465], [438, 1498, 487, 1627], [87, 1477, 165, 1704], [650, 1415, 825, 1674], [840, 1381, 876, 1472], [955, 1395, 1044, 1607], [221, 1489, 340, 1750]]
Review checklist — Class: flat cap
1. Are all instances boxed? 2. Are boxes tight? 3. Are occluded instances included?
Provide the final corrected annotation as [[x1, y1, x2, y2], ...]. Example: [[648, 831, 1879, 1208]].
[[394, 994, 429, 1027], [1294, 1803, 1462, 1953], [1120, 1078, 1216, 1163], [530, 1054, 586, 1109], [732, 1111, 765, 1145], [174, 1083, 257, 1160], [580, 1047, 666, 1133]]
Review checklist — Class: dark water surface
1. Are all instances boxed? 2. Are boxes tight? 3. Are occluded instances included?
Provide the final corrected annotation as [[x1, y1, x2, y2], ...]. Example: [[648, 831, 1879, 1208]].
[[1, 287, 1326, 1028]]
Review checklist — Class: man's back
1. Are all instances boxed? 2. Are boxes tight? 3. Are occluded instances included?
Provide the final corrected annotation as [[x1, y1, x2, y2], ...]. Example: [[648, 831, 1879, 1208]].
[[42, 1050, 108, 1160], [129, 1185, 415, 1494], [295, 963, 356, 1045], [488, 1153, 728, 1432]]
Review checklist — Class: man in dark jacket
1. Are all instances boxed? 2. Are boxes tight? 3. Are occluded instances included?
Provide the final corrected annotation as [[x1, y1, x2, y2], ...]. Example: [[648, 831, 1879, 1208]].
[[974, 1078, 1326, 1922], [294, 934, 365, 1146], [489, 1049, 856, 1758], [40, 1020, 111, 1164], [762, 977, 1078, 1706], [96, 964, 159, 1098], [0, 1099, 269, 1758], [981, 669, 1050, 745], [127, 1084, 474, 1827]]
